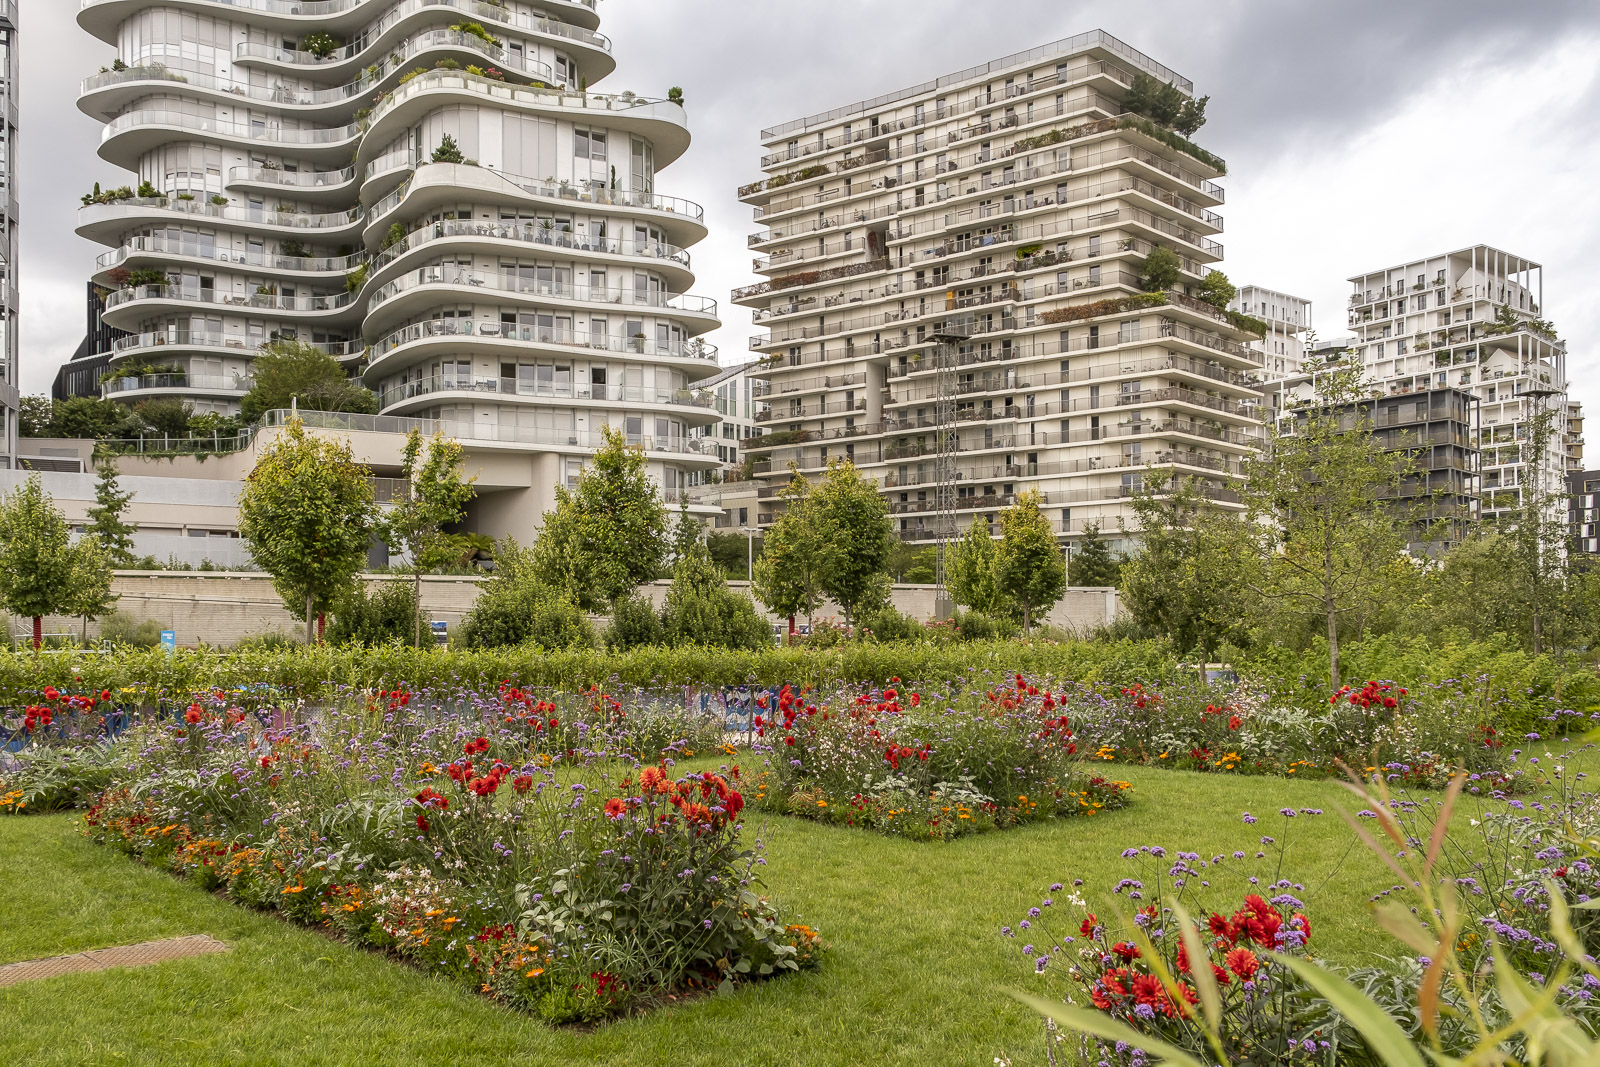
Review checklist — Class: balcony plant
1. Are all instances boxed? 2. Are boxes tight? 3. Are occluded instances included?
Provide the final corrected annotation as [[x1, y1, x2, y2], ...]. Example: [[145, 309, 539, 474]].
[[667, 86, 684, 106], [210, 195, 228, 206], [449, 21, 503, 48], [300, 32, 339, 59]]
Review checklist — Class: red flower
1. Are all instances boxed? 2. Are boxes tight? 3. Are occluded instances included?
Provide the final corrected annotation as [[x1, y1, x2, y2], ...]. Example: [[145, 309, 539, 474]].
[[785, 736, 795, 746], [603, 798, 626, 819], [512, 774, 533, 794], [1225, 947, 1260, 980], [1110, 941, 1140, 962], [909, 692, 920, 706], [1228, 715, 1242, 730], [416, 814, 430, 832], [184, 705, 203, 724], [1079, 914, 1098, 937], [724, 790, 744, 819], [43, 686, 59, 701]]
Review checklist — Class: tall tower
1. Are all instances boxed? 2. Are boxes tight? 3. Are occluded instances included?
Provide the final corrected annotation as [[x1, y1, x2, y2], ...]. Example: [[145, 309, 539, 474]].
[[76, 0, 720, 524], [733, 31, 1262, 555]]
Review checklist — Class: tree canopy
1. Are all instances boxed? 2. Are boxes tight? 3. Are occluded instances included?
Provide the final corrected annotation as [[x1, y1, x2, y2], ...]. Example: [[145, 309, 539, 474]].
[[240, 340, 377, 422], [994, 490, 1066, 630]]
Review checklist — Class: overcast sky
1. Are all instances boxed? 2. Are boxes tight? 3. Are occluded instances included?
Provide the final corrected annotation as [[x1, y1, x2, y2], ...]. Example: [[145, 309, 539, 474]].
[[21, 0, 1600, 419]]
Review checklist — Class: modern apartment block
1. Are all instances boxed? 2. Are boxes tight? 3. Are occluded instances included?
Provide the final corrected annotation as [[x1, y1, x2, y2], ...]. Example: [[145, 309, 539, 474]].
[[75, 0, 720, 529], [732, 31, 1263, 552], [1568, 469, 1600, 565], [1347, 246, 1578, 527], [1228, 285, 1310, 379], [690, 360, 765, 478], [0, 0, 17, 468]]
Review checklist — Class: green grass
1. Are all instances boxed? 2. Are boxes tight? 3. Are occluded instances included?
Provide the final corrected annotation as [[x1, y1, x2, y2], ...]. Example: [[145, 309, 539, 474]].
[[0, 760, 1559, 1066]]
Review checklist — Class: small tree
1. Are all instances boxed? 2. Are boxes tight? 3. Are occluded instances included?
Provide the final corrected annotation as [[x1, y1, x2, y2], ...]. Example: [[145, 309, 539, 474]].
[[86, 458, 138, 567], [1140, 247, 1182, 292], [0, 476, 78, 648], [65, 537, 117, 644], [431, 134, 464, 164], [1195, 269, 1237, 310], [662, 543, 770, 650], [383, 430, 477, 647], [994, 490, 1066, 630], [1068, 523, 1122, 587], [241, 340, 377, 422], [1174, 94, 1210, 137], [458, 538, 593, 650], [945, 520, 1009, 617], [753, 474, 828, 633], [528, 424, 667, 611], [134, 397, 194, 436], [810, 459, 893, 626], [670, 500, 701, 563], [238, 417, 378, 644]]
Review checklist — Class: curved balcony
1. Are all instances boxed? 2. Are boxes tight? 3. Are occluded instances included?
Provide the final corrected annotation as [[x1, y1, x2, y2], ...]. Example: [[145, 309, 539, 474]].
[[100, 109, 361, 169], [96, 236, 367, 281], [227, 163, 360, 206], [111, 328, 363, 363], [364, 266, 718, 336], [102, 283, 361, 330], [365, 317, 719, 380], [80, 0, 603, 46], [369, 216, 693, 290], [364, 160, 706, 246], [77, 196, 365, 246], [82, 31, 560, 124], [101, 372, 252, 401], [223, 0, 612, 84], [361, 70, 689, 170], [376, 373, 717, 423]]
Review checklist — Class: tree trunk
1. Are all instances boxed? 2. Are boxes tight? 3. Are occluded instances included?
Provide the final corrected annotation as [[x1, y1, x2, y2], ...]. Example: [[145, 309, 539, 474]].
[[305, 592, 316, 645], [31, 616, 41, 651], [82, 616, 89, 645], [1327, 603, 1341, 692], [1022, 600, 1032, 632], [317, 612, 326, 644]]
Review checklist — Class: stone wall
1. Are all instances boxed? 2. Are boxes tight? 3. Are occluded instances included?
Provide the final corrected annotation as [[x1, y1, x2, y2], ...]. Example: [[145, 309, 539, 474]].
[[18, 572, 1122, 647]]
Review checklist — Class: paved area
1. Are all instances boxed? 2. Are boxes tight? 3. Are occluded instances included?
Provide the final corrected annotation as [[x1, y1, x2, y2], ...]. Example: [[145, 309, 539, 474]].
[[0, 935, 229, 986]]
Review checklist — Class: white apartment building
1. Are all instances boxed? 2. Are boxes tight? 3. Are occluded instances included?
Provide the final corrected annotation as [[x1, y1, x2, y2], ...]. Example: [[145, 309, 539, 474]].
[[74, 0, 721, 532], [733, 30, 1263, 552], [1228, 285, 1310, 379], [690, 360, 764, 477], [1347, 246, 1578, 525]]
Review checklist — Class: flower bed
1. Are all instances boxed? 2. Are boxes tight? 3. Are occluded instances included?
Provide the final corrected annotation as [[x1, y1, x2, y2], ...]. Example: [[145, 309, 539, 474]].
[[750, 676, 1130, 840], [64, 685, 821, 1022]]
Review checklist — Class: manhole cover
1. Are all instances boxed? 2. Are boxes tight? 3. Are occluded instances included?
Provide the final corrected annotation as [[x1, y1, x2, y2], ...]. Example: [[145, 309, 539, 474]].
[[0, 935, 231, 986]]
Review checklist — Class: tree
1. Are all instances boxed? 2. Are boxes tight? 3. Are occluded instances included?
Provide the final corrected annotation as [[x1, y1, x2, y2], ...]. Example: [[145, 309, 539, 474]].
[[889, 542, 936, 584], [1505, 402, 1568, 653], [945, 520, 1010, 617], [237, 417, 378, 644], [64, 537, 117, 645], [1174, 95, 1210, 137], [1120, 481, 1252, 660], [328, 582, 432, 647], [753, 474, 828, 632], [382, 430, 477, 646], [707, 530, 761, 581], [1239, 366, 1416, 689], [661, 543, 770, 650], [457, 538, 593, 650], [0, 476, 78, 648], [85, 458, 138, 567], [1068, 523, 1122, 587], [42, 397, 142, 440], [431, 134, 464, 164], [19, 396, 52, 438], [669, 500, 701, 563], [809, 459, 893, 626], [1195, 269, 1237, 310], [240, 340, 377, 422], [1140, 247, 1182, 292], [994, 490, 1066, 630], [134, 397, 194, 436]]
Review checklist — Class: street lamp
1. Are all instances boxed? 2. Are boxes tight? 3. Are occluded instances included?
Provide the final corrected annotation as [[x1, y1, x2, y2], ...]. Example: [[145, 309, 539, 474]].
[[740, 526, 757, 583]]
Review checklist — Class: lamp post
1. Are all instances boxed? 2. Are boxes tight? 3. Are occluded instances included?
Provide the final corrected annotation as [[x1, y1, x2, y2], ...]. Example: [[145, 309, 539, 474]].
[[741, 526, 756, 583]]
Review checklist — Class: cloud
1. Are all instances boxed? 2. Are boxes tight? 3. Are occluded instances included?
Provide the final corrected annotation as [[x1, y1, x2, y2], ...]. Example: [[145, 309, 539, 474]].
[[21, 1, 1600, 438]]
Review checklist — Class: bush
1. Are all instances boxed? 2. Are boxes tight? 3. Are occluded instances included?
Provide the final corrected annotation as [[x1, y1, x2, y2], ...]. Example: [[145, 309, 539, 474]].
[[458, 585, 593, 651], [233, 631, 297, 651], [661, 546, 771, 651], [607, 593, 663, 651], [857, 605, 924, 642], [97, 610, 162, 648], [328, 582, 431, 647], [0, 745, 122, 813], [949, 610, 1019, 642]]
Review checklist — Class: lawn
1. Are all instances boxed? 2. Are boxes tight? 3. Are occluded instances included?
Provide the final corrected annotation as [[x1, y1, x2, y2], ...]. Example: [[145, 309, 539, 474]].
[[0, 758, 1558, 1067]]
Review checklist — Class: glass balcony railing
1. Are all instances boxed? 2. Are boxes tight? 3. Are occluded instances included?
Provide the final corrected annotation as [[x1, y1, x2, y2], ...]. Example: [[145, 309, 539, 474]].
[[98, 235, 365, 274], [111, 329, 362, 359], [262, 409, 714, 459], [370, 316, 718, 363], [372, 216, 691, 275], [368, 267, 717, 318], [81, 195, 364, 233], [104, 108, 361, 147], [105, 284, 357, 315], [378, 373, 714, 412], [370, 162, 704, 225], [101, 373, 251, 397]]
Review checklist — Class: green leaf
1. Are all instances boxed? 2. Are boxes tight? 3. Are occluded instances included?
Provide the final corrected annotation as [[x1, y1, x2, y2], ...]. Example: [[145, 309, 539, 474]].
[[1007, 991, 1210, 1067], [1268, 954, 1427, 1067]]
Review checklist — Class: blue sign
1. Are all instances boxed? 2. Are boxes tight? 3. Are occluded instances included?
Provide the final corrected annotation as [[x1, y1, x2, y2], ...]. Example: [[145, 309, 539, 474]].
[[431, 620, 448, 645], [159, 630, 177, 653]]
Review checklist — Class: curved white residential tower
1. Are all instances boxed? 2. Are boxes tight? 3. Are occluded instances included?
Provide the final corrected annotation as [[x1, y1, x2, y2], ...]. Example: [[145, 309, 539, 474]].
[[76, 0, 720, 516]]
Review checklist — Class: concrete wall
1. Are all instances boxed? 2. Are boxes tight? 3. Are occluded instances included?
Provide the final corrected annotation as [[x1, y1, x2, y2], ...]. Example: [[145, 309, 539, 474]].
[[17, 572, 1121, 647]]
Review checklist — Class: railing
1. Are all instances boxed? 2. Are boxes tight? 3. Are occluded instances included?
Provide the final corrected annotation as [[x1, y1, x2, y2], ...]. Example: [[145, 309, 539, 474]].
[[366, 71, 673, 141], [98, 236, 364, 274], [889, 350, 1259, 399], [81, 195, 364, 232], [105, 284, 356, 315], [105, 109, 362, 147], [112, 329, 363, 359], [369, 317, 718, 363], [378, 374, 714, 412], [101, 373, 251, 397], [261, 409, 716, 458], [229, 163, 358, 192], [370, 217, 691, 276], [880, 450, 1242, 487], [370, 162, 704, 226], [368, 267, 717, 318], [755, 399, 866, 422], [749, 418, 1262, 456]]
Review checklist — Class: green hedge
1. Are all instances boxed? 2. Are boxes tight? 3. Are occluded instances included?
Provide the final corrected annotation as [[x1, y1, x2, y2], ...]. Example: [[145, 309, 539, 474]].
[[0, 640, 1181, 702]]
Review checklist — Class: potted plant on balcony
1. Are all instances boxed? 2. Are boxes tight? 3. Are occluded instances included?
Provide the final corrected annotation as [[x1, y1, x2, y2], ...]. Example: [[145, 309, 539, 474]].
[[301, 32, 340, 59]]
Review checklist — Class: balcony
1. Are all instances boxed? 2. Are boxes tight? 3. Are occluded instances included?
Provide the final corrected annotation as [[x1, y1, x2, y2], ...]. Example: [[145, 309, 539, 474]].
[[97, 235, 364, 277], [366, 267, 718, 325], [111, 329, 362, 360], [78, 195, 364, 244], [103, 283, 358, 317], [378, 374, 716, 416], [101, 372, 251, 398], [366, 317, 719, 372], [370, 216, 693, 282]]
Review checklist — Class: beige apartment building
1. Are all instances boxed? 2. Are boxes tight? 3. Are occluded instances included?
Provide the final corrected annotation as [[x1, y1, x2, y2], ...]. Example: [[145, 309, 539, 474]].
[[732, 30, 1263, 552]]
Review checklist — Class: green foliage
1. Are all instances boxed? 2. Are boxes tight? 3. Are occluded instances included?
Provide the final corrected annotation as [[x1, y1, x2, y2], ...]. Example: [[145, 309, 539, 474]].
[[526, 425, 667, 611], [448, 21, 502, 47], [300, 32, 339, 58], [344, 263, 369, 294], [327, 582, 431, 647], [1195, 269, 1237, 309], [669, 500, 701, 563], [132, 397, 193, 436], [457, 539, 595, 650], [856, 605, 923, 642], [24, 397, 142, 440], [1122, 73, 1209, 137], [96, 610, 162, 648], [237, 417, 378, 642], [667, 86, 684, 106], [994, 491, 1066, 630], [945, 521, 1010, 617], [382, 430, 477, 645], [606, 592, 664, 651], [810, 459, 894, 624], [889, 542, 936, 584], [0, 476, 78, 643], [18, 395, 52, 438], [706, 530, 759, 581], [382, 222, 407, 250], [240, 340, 377, 422], [431, 134, 465, 164], [1068, 523, 1122, 587], [947, 610, 1021, 642], [85, 460, 137, 568], [661, 545, 771, 651], [1116, 117, 1226, 174], [63, 538, 118, 640], [1139, 246, 1183, 292], [1120, 481, 1250, 660], [754, 475, 828, 625]]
